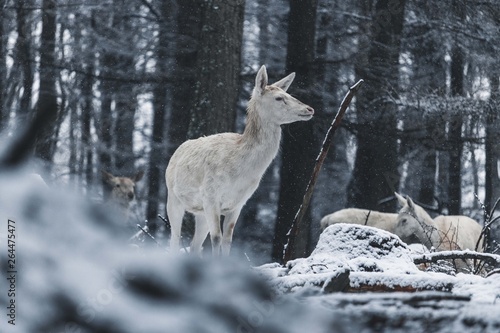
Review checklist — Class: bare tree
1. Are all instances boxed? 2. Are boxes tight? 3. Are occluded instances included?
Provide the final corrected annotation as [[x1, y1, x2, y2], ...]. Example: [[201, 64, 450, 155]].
[[0, 0, 6, 130], [146, 0, 174, 233], [34, 0, 58, 165], [347, 0, 406, 212], [15, 0, 34, 124], [447, 0, 466, 215], [272, 0, 318, 262]]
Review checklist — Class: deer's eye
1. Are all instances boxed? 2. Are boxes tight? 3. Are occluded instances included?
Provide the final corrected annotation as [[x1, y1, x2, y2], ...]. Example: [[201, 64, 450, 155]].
[[116, 184, 120, 188], [275, 97, 283, 101]]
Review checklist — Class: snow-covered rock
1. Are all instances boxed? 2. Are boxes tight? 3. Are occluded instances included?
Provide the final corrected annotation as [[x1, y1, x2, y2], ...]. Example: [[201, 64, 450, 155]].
[[258, 224, 493, 295]]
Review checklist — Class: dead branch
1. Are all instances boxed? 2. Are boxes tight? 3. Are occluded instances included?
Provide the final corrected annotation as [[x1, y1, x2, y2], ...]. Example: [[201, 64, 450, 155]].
[[473, 193, 500, 252], [283, 80, 364, 263], [364, 210, 371, 226], [413, 250, 500, 268], [347, 283, 453, 293], [486, 268, 500, 278], [137, 223, 163, 248]]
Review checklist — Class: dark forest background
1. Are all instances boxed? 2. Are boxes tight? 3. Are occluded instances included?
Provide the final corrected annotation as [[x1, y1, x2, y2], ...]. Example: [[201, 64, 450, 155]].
[[0, 0, 499, 263]]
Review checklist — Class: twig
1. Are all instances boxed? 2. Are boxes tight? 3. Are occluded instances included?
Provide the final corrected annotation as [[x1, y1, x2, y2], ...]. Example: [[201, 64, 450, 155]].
[[158, 214, 170, 230], [283, 80, 364, 263], [364, 210, 371, 226], [413, 250, 500, 268], [137, 223, 162, 247], [159, 214, 189, 252], [486, 268, 500, 278], [475, 197, 500, 253]]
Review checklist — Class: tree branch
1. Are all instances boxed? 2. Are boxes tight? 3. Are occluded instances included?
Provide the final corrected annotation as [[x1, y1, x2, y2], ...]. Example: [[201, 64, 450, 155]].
[[413, 250, 500, 267], [283, 79, 364, 263]]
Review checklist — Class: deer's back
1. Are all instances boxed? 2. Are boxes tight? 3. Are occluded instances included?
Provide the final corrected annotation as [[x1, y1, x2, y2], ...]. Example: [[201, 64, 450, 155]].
[[166, 133, 268, 213], [434, 215, 482, 251]]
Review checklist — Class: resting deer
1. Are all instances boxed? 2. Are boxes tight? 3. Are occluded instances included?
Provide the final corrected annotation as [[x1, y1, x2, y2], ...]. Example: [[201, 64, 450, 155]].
[[394, 192, 483, 252], [166, 65, 314, 255], [102, 170, 144, 219], [321, 208, 398, 234]]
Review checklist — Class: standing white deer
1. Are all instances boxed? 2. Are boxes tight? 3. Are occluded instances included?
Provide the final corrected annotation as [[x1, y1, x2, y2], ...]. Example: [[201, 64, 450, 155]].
[[166, 65, 314, 255]]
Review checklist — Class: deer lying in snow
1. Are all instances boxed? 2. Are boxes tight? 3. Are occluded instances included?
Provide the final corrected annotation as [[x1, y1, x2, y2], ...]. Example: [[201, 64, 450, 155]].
[[320, 208, 398, 234], [102, 170, 144, 219], [166, 65, 314, 255], [394, 192, 483, 252]]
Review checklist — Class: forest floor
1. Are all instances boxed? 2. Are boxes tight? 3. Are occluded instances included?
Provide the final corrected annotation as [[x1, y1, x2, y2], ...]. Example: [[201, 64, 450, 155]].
[[256, 224, 500, 332], [1, 172, 500, 333]]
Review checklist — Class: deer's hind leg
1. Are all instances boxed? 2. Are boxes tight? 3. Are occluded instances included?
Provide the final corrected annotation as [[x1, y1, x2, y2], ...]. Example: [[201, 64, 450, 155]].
[[221, 207, 243, 256], [203, 205, 222, 256], [191, 214, 210, 255], [167, 194, 185, 253]]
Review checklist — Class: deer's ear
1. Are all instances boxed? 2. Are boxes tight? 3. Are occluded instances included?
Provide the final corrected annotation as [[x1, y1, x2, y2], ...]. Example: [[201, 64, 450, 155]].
[[406, 196, 415, 209], [395, 192, 407, 207], [272, 72, 295, 92], [253, 65, 268, 96], [134, 170, 144, 182], [101, 170, 114, 184]]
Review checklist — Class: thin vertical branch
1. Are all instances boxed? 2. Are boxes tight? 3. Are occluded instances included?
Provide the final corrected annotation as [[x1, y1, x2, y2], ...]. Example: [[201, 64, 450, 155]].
[[283, 80, 364, 263]]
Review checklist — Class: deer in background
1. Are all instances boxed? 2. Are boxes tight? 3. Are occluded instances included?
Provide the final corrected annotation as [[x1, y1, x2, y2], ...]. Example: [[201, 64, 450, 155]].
[[166, 65, 314, 255], [321, 208, 399, 234], [394, 192, 483, 252], [102, 170, 144, 220]]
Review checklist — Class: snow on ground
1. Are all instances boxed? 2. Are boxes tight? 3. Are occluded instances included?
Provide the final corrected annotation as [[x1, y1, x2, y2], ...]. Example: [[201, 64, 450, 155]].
[[0, 171, 356, 333], [1, 171, 500, 333], [257, 223, 500, 331]]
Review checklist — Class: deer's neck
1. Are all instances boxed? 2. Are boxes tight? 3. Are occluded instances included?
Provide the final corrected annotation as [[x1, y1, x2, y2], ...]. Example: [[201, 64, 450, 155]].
[[240, 105, 281, 169], [415, 210, 441, 249]]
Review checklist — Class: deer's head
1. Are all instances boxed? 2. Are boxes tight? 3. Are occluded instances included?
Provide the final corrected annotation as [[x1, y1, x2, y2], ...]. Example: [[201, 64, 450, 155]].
[[251, 65, 314, 125], [102, 170, 144, 208]]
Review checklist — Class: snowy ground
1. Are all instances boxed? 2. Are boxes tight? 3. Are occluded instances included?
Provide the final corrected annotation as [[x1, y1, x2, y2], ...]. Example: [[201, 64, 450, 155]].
[[1, 171, 500, 333]]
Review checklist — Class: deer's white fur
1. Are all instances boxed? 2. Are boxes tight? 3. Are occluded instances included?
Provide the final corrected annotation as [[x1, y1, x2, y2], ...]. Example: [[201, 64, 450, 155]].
[[394, 193, 483, 252], [166, 65, 314, 255], [320, 208, 398, 233]]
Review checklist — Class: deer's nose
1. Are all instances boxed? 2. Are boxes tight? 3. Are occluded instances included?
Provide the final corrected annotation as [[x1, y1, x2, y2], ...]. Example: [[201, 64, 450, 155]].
[[128, 192, 134, 200], [307, 106, 314, 115]]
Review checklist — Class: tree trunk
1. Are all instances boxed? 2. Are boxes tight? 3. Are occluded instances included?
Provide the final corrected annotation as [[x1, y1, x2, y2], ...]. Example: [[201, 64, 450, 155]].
[[34, 0, 58, 165], [112, 6, 137, 175], [146, 0, 173, 234], [447, 0, 466, 215], [485, 73, 500, 211], [0, 0, 5, 130], [97, 2, 138, 179], [98, 63, 113, 178], [187, 0, 245, 139], [272, 0, 318, 262], [168, 1, 202, 159], [15, 0, 34, 123], [347, 0, 406, 212], [404, 3, 447, 207], [81, 47, 94, 187]]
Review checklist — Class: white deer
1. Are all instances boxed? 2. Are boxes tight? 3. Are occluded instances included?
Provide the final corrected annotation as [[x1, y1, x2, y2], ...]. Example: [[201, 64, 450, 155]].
[[321, 208, 398, 234], [394, 192, 483, 252], [166, 65, 314, 255]]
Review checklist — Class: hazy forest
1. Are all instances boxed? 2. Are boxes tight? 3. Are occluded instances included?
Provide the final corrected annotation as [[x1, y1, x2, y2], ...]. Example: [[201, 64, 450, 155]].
[[1, 0, 500, 263]]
